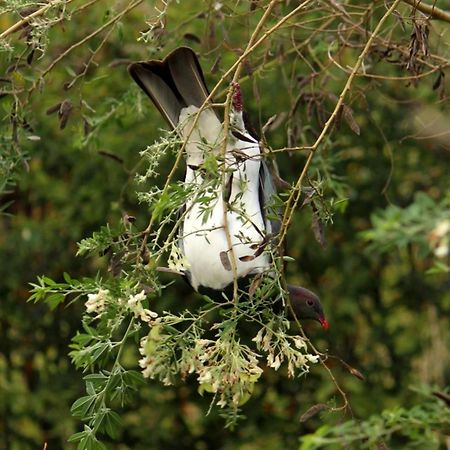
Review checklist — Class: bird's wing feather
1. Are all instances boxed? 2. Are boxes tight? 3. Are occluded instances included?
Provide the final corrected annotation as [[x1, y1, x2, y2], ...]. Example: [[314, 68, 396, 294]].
[[128, 61, 183, 129], [128, 47, 217, 130], [167, 47, 211, 109], [259, 160, 281, 236]]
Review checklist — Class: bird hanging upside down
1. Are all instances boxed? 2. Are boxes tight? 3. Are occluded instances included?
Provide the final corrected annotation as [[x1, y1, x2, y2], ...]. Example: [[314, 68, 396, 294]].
[[128, 47, 328, 330]]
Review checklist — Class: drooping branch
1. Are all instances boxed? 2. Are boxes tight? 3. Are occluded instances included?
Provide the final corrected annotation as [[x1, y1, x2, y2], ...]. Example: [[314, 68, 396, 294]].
[[278, 0, 404, 248]]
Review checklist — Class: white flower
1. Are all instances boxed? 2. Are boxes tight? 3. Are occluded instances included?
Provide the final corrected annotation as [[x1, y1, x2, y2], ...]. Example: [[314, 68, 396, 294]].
[[85, 289, 109, 316], [434, 220, 450, 238], [434, 243, 449, 258], [429, 220, 450, 258], [128, 290, 146, 306], [252, 328, 264, 346], [217, 397, 227, 408], [305, 354, 320, 364], [127, 290, 158, 323], [197, 370, 212, 385], [293, 336, 307, 350], [262, 330, 272, 352], [270, 355, 281, 371], [141, 308, 159, 322]]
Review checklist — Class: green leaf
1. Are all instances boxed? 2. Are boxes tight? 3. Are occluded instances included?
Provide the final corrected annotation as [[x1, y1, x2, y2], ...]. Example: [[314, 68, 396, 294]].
[[65, 65, 77, 77], [77, 433, 107, 450], [426, 261, 449, 275], [71, 395, 96, 417], [72, 332, 94, 346], [90, 342, 110, 365], [42, 276, 56, 286], [45, 293, 65, 310], [123, 370, 145, 388], [86, 381, 96, 396], [63, 272, 72, 283], [103, 410, 122, 439], [67, 430, 88, 443], [84, 372, 109, 382]]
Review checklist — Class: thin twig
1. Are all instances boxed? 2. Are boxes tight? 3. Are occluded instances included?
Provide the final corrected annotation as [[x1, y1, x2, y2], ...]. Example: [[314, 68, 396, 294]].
[[64, 19, 116, 90], [27, 0, 143, 98], [278, 0, 403, 249]]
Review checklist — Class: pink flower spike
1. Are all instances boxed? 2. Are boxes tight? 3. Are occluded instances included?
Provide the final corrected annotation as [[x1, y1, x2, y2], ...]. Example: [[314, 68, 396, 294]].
[[231, 81, 243, 112]]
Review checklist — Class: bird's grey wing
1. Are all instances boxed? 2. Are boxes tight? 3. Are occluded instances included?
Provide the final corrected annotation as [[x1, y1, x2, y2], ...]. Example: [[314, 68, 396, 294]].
[[259, 160, 281, 237]]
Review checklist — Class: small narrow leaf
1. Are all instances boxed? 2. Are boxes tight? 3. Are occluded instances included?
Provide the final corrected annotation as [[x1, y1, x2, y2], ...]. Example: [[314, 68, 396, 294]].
[[311, 212, 327, 248], [343, 105, 360, 135], [104, 410, 122, 439], [46, 102, 62, 115], [58, 99, 73, 130], [348, 366, 365, 381], [220, 251, 232, 271], [184, 33, 201, 44], [300, 403, 329, 422], [63, 272, 72, 283]]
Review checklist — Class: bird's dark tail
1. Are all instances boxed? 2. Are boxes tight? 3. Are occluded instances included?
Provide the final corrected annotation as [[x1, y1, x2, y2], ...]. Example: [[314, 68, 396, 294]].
[[128, 47, 211, 129]]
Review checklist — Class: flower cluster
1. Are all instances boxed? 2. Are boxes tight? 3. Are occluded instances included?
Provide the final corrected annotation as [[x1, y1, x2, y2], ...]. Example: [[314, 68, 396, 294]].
[[138, 324, 182, 385], [194, 335, 263, 408], [85, 289, 109, 318], [252, 325, 319, 377], [138, 324, 264, 407], [127, 290, 158, 323], [84, 287, 159, 326]]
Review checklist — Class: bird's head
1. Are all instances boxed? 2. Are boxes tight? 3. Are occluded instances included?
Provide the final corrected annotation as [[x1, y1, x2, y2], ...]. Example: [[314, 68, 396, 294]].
[[287, 284, 328, 330]]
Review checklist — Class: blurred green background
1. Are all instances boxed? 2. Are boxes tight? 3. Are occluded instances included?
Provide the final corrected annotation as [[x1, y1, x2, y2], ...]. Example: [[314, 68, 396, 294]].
[[0, 1, 449, 449]]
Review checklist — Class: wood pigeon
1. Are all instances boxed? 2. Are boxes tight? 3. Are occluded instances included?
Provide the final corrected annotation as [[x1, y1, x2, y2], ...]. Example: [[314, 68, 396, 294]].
[[128, 47, 328, 329]]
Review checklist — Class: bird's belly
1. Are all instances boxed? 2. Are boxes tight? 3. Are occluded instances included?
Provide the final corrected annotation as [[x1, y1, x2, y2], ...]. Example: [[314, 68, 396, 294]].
[[182, 198, 269, 291]]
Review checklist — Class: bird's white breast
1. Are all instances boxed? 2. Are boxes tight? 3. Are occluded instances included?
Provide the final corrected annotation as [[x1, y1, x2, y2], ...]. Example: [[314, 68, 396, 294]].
[[178, 106, 270, 291]]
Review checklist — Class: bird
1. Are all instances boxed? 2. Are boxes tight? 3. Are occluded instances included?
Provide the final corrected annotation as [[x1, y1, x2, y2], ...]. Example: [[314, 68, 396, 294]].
[[128, 47, 328, 329]]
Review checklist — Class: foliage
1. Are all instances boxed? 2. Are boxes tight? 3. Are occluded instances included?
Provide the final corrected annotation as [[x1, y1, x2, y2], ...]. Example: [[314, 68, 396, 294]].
[[0, 0, 449, 449], [299, 387, 450, 449], [361, 192, 450, 274]]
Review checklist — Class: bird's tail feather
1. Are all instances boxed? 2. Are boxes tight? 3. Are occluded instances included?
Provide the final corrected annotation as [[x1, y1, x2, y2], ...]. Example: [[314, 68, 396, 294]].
[[128, 47, 212, 130]]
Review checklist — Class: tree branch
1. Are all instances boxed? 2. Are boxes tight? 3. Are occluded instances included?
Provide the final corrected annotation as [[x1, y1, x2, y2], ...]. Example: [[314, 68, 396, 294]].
[[0, 0, 74, 39], [403, 0, 450, 22]]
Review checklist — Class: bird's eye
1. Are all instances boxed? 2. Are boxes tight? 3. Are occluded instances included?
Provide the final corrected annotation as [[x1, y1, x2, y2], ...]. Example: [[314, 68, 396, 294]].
[[306, 299, 314, 307]]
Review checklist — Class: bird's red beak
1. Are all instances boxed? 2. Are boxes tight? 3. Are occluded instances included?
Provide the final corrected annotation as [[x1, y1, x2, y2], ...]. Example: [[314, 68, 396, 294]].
[[319, 316, 329, 330]]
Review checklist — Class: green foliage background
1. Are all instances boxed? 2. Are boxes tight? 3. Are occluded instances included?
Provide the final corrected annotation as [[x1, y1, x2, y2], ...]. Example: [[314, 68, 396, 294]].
[[0, 1, 449, 449]]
